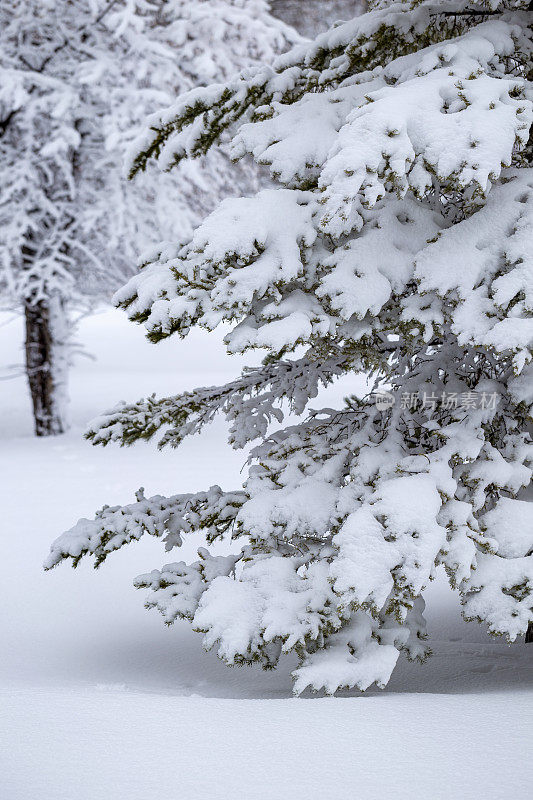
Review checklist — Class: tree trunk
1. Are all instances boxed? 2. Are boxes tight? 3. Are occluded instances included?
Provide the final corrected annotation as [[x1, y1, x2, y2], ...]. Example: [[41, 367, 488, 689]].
[[24, 295, 69, 436], [526, 622, 533, 644]]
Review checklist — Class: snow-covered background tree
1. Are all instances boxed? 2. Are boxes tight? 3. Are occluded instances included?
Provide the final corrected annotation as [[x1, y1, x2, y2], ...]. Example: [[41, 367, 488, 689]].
[[46, 0, 533, 693], [271, 0, 365, 37], [0, 0, 297, 435]]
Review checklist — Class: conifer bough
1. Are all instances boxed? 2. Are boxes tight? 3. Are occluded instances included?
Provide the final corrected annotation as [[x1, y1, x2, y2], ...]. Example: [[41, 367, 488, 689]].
[[46, 0, 533, 695]]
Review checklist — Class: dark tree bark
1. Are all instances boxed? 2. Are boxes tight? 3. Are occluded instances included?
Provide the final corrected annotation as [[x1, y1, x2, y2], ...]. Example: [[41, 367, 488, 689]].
[[24, 296, 68, 436], [526, 622, 533, 644]]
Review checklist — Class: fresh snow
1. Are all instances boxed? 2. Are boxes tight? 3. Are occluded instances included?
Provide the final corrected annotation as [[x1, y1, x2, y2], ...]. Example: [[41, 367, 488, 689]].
[[2, 690, 530, 800], [1, 309, 531, 799]]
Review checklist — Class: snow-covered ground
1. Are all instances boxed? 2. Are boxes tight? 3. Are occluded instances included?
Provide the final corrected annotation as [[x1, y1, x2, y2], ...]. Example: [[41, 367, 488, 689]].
[[1, 309, 531, 800]]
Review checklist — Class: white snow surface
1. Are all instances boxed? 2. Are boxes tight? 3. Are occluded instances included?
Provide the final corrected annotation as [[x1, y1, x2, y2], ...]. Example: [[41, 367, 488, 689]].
[[0, 308, 531, 800]]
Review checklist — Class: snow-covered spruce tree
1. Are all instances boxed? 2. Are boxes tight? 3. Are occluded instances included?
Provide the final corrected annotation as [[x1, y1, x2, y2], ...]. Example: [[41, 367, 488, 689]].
[[47, 0, 533, 692], [0, 0, 297, 436]]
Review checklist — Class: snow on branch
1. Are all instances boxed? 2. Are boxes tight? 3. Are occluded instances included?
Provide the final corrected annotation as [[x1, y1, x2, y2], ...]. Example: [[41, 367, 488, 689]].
[[413, 168, 533, 373], [44, 486, 245, 569], [86, 353, 346, 451], [127, 5, 530, 179]]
